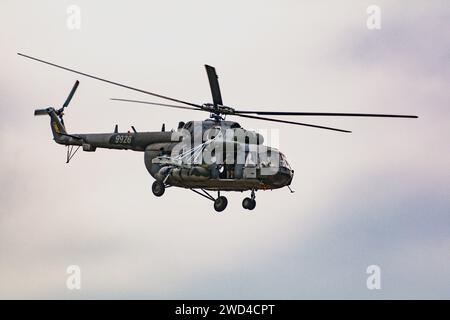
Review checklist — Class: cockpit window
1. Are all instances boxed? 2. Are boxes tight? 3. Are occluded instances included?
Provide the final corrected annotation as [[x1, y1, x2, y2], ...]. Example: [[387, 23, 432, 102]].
[[206, 126, 221, 140], [183, 121, 193, 130], [259, 149, 276, 168], [279, 153, 291, 170]]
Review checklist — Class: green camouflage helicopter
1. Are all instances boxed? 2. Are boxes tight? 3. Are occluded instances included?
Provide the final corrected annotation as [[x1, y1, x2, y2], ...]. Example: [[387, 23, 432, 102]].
[[19, 53, 418, 212]]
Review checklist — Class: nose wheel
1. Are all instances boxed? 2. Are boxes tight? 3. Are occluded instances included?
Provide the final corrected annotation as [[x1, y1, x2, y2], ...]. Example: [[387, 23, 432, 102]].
[[242, 189, 256, 210], [242, 198, 256, 210]]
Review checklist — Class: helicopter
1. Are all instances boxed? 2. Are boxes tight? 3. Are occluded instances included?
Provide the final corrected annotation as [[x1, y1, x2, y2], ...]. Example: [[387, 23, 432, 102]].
[[18, 53, 418, 212]]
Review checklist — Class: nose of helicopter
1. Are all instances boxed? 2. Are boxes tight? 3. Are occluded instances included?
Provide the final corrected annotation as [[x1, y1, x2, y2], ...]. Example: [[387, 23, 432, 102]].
[[261, 166, 294, 189], [278, 167, 294, 187]]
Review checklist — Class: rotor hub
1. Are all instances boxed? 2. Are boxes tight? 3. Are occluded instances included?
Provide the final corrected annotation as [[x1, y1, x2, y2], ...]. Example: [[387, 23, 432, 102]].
[[202, 103, 235, 116]]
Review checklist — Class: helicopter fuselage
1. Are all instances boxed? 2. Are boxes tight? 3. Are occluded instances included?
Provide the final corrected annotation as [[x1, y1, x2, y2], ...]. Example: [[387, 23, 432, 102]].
[[47, 108, 294, 192]]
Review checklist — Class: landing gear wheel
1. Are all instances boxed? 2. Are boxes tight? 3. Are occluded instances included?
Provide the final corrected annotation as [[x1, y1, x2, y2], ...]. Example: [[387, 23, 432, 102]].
[[152, 181, 165, 197], [214, 196, 228, 212], [242, 197, 251, 209], [242, 197, 256, 210]]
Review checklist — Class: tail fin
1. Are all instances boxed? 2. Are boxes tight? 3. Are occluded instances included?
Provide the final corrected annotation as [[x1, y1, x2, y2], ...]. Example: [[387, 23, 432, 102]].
[[34, 81, 79, 144], [34, 107, 67, 142]]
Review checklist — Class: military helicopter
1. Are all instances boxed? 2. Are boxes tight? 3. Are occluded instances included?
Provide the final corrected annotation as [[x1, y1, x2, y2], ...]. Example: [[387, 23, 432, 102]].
[[18, 53, 418, 212]]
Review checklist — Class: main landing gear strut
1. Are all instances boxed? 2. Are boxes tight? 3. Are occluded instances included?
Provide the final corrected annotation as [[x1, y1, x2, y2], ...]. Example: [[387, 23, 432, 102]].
[[190, 189, 228, 212]]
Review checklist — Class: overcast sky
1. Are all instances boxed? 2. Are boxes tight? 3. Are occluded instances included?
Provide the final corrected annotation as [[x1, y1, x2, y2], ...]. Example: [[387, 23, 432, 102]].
[[0, 0, 449, 299]]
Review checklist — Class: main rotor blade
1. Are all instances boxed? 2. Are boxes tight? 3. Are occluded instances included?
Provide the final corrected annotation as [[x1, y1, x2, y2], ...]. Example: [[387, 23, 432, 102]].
[[62, 80, 80, 108], [205, 65, 223, 106], [235, 114, 352, 133], [235, 110, 418, 118], [18, 53, 203, 109], [110, 98, 204, 112]]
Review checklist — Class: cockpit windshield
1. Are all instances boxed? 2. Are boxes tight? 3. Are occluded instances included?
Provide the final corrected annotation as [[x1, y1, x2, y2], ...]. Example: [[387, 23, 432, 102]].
[[279, 153, 291, 170], [183, 121, 193, 130]]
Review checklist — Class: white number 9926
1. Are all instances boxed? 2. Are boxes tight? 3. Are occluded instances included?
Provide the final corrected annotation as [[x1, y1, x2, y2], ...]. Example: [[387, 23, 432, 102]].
[[114, 135, 132, 144]]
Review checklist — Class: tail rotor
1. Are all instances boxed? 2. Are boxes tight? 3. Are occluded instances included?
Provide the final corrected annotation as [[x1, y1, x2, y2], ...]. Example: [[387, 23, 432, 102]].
[[33, 80, 80, 124], [56, 80, 79, 125], [34, 81, 81, 145]]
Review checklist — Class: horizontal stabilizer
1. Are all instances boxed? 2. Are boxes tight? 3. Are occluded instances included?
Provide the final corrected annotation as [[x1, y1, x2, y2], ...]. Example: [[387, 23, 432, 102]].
[[34, 109, 49, 116]]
